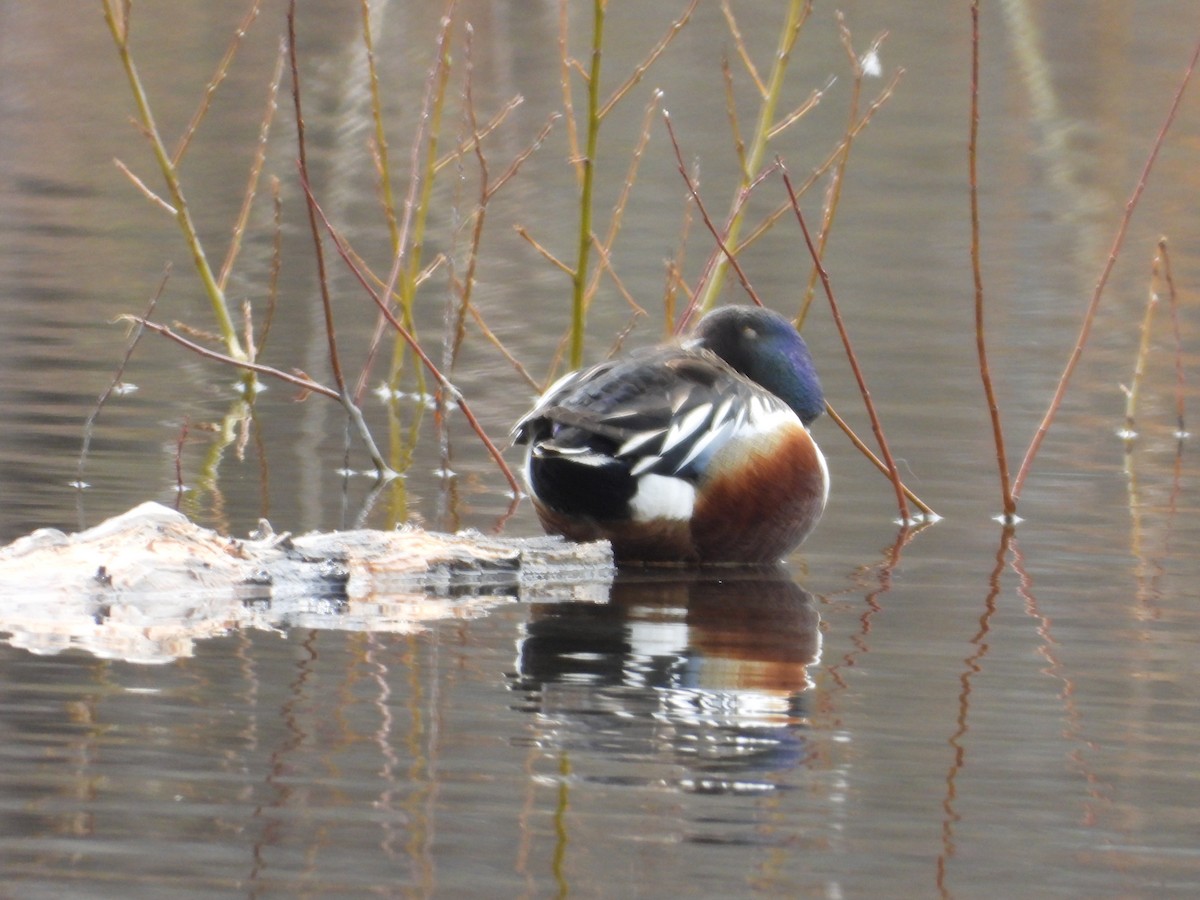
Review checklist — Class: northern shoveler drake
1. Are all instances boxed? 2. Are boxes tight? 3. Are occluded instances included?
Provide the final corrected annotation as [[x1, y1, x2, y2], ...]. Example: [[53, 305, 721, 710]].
[[512, 305, 828, 565]]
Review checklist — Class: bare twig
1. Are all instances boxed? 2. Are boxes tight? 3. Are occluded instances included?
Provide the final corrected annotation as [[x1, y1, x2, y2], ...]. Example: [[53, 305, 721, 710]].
[[434, 95, 525, 174], [355, 4, 455, 404], [598, 0, 698, 119], [558, 0, 581, 175], [447, 22, 494, 371], [241, 301, 256, 364], [218, 39, 285, 293], [766, 84, 828, 141], [288, 2, 345, 396], [1122, 244, 1164, 440], [360, 0, 401, 250], [735, 68, 902, 258], [591, 234, 647, 315], [721, 55, 749, 178], [663, 111, 768, 320], [795, 18, 887, 327], [663, 160, 698, 333], [720, 0, 767, 97], [171, 320, 224, 346], [112, 157, 176, 214], [448, 31, 556, 372], [783, 166, 917, 523], [489, 113, 560, 197], [682, 156, 782, 330], [969, 0, 1016, 520], [300, 175, 522, 494], [400, 8, 456, 277], [391, 8, 455, 332], [101, 0, 245, 361], [128, 316, 339, 400], [281, 2, 391, 474], [257, 176, 283, 353], [172, 0, 262, 165], [1159, 239, 1188, 437], [697, 0, 812, 313], [173, 418, 190, 508], [825, 404, 935, 518], [1013, 35, 1200, 499], [663, 259, 694, 336], [76, 266, 171, 497], [1125, 237, 1188, 441], [514, 225, 574, 276], [465, 304, 541, 391], [585, 89, 662, 310]]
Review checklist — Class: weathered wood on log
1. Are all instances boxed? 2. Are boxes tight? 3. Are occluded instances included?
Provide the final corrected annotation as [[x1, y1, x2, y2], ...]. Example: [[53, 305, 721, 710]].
[[0, 502, 613, 664]]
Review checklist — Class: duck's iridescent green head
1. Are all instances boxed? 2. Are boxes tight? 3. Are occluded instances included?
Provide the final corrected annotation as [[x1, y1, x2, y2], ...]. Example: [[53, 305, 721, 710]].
[[692, 305, 824, 427]]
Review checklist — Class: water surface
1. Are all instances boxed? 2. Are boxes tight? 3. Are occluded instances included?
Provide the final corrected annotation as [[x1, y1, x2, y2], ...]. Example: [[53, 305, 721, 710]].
[[1, 1, 1198, 896]]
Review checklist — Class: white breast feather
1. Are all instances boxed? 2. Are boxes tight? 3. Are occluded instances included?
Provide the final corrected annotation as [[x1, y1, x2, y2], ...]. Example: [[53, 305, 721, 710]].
[[737, 397, 797, 439]]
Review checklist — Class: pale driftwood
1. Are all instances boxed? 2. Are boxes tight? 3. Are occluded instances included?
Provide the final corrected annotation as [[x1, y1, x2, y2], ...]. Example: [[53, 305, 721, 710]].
[[0, 502, 612, 665]]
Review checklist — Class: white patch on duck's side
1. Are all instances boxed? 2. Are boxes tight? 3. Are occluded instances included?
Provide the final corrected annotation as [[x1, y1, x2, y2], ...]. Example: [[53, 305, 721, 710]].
[[629, 473, 696, 522]]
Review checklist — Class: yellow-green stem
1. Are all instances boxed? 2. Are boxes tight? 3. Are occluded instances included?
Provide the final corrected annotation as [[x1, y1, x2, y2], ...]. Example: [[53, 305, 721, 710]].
[[570, 0, 605, 370], [698, 0, 807, 313], [361, 0, 400, 252], [102, 1, 245, 364], [1124, 251, 1162, 437]]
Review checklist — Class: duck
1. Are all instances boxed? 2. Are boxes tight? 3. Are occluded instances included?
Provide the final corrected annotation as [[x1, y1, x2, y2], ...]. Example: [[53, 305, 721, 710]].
[[512, 305, 828, 565]]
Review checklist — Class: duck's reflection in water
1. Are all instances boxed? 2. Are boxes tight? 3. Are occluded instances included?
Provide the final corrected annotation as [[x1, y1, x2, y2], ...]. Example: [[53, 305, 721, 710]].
[[509, 569, 821, 795]]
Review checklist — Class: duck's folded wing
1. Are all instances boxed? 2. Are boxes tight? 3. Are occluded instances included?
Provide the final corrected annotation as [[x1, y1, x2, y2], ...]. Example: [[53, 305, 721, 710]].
[[518, 349, 783, 481]]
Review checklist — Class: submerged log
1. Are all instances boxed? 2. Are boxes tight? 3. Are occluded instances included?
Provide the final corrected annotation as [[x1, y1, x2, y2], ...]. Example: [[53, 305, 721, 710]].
[[0, 502, 613, 664]]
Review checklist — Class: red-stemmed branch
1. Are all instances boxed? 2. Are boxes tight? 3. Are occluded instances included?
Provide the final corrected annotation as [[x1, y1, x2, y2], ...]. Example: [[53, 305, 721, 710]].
[[781, 167, 919, 523], [968, 0, 1016, 521], [661, 110, 769, 328], [1012, 34, 1200, 500], [286, 0, 389, 475], [297, 174, 522, 497]]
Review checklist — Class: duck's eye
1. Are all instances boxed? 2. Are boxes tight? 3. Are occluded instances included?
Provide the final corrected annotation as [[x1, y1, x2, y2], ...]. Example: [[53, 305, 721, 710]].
[[742, 326, 758, 341]]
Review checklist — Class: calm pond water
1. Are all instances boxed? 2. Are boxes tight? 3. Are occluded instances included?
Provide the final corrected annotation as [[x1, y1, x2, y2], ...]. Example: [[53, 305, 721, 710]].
[[2, 1, 1199, 896]]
